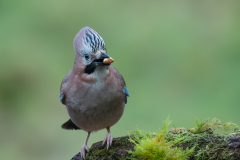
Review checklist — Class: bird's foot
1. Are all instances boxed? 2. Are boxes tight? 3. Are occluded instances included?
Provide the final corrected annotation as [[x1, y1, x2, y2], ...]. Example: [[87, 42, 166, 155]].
[[80, 144, 89, 159], [102, 133, 113, 150]]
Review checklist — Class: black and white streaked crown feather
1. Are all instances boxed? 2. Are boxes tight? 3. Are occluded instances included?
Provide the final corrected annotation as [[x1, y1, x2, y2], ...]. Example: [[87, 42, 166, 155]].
[[83, 28, 106, 53]]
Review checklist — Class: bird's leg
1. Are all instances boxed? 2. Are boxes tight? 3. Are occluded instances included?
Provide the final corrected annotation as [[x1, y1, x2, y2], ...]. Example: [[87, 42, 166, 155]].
[[102, 127, 113, 150], [81, 131, 91, 159]]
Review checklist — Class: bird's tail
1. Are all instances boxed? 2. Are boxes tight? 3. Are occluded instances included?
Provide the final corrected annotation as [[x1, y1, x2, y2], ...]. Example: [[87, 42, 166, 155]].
[[61, 119, 81, 130]]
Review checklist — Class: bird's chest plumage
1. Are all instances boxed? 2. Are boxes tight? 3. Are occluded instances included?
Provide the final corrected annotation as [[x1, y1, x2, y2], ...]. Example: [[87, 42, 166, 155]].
[[66, 69, 125, 131]]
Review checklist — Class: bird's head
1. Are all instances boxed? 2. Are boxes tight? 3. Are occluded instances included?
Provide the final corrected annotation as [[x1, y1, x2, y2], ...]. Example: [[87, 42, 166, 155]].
[[74, 27, 111, 74]]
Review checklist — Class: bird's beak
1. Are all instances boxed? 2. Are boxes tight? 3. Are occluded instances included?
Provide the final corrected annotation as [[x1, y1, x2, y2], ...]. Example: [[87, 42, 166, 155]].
[[93, 53, 110, 66]]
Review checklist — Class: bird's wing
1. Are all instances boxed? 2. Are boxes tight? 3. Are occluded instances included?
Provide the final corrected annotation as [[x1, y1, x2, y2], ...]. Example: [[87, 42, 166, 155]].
[[60, 70, 71, 105], [110, 66, 129, 104], [60, 71, 81, 130], [123, 87, 130, 104], [61, 119, 81, 130]]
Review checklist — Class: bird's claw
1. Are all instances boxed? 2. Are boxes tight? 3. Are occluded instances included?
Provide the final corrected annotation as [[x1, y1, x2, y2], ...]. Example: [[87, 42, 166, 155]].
[[102, 133, 113, 150], [80, 144, 89, 159]]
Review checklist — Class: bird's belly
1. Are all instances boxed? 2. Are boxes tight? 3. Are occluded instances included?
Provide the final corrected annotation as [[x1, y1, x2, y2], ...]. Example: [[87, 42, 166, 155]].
[[66, 91, 125, 132]]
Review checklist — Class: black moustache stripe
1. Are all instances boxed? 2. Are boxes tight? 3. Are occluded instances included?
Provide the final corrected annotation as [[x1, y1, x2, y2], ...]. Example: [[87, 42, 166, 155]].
[[84, 62, 97, 74]]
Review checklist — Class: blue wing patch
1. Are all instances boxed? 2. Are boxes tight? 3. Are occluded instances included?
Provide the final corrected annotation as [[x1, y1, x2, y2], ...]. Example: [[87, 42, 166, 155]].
[[59, 94, 63, 102], [123, 87, 130, 97], [123, 87, 129, 104]]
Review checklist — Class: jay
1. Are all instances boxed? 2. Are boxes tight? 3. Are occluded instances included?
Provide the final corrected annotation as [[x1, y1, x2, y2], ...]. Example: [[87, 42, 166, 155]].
[[60, 27, 129, 159]]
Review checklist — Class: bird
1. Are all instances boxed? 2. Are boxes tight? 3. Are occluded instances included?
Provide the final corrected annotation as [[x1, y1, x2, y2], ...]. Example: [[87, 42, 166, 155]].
[[60, 26, 129, 159]]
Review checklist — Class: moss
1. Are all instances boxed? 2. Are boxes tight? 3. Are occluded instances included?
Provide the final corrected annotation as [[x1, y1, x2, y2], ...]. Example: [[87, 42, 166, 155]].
[[129, 117, 195, 160], [82, 135, 134, 160], [187, 118, 239, 134], [166, 132, 234, 159], [128, 117, 240, 160]]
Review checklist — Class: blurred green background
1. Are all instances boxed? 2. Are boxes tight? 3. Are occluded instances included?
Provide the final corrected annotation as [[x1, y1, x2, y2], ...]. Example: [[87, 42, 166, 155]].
[[1, 1, 240, 160]]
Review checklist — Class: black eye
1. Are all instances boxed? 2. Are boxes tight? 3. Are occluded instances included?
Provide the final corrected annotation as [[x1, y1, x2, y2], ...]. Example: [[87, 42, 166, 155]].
[[85, 54, 90, 60]]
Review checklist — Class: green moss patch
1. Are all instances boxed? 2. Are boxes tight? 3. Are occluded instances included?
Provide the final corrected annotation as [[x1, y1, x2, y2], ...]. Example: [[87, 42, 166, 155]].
[[129, 117, 195, 160], [129, 117, 240, 160]]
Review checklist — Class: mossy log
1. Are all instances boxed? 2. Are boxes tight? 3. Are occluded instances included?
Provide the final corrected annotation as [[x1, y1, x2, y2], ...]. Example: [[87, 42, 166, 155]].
[[71, 136, 133, 160], [71, 133, 240, 160]]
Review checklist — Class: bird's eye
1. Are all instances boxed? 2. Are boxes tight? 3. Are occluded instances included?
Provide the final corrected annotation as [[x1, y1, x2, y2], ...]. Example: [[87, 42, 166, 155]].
[[85, 54, 90, 60]]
